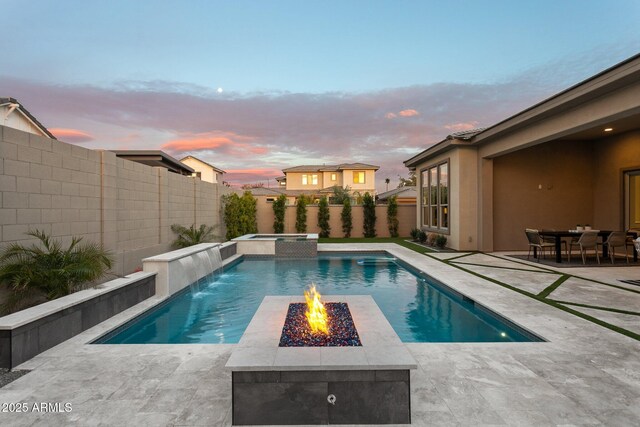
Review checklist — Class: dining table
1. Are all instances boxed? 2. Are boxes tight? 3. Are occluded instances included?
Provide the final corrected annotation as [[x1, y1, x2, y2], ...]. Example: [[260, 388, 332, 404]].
[[538, 230, 639, 263]]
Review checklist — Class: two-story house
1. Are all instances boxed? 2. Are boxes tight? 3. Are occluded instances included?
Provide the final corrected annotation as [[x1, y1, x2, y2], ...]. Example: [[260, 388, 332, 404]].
[[280, 163, 379, 200], [180, 155, 226, 184]]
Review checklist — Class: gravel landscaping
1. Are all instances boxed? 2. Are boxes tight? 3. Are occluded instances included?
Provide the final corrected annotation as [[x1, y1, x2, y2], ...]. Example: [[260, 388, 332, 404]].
[[0, 368, 29, 388]]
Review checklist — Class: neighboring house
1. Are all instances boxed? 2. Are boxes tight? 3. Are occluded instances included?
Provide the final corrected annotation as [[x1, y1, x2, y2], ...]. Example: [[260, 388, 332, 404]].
[[404, 53, 640, 251], [1, 97, 57, 139], [281, 163, 379, 200], [377, 186, 417, 204], [180, 155, 225, 184], [111, 150, 194, 175]]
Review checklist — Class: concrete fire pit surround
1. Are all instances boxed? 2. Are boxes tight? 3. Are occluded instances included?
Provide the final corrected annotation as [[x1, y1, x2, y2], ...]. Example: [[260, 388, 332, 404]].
[[226, 295, 417, 425]]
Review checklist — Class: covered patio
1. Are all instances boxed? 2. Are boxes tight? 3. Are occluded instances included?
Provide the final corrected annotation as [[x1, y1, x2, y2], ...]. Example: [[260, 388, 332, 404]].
[[405, 53, 640, 256]]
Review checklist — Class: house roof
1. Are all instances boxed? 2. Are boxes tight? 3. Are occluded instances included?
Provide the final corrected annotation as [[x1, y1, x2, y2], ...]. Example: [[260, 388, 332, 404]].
[[275, 176, 286, 182], [282, 163, 380, 173], [180, 155, 226, 173], [111, 150, 195, 175], [404, 52, 640, 168], [377, 186, 417, 200], [0, 97, 57, 139]]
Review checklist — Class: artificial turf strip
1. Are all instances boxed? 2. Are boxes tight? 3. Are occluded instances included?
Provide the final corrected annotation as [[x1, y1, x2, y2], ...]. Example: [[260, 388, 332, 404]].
[[537, 275, 571, 298], [318, 237, 434, 254], [451, 261, 560, 275], [485, 253, 562, 274], [546, 300, 640, 341], [442, 259, 640, 342], [434, 252, 479, 262], [549, 300, 640, 316]]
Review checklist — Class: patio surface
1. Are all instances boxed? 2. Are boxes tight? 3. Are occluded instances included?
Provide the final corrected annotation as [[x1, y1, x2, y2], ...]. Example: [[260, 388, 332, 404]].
[[1, 243, 639, 426]]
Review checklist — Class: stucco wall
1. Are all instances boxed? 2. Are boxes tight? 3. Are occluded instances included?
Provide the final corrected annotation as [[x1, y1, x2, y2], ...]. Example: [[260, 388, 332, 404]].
[[492, 140, 595, 250], [254, 199, 415, 237], [592, 130, 640, 230], [0, 125, 229, 276], [413, 148, 477, 251]]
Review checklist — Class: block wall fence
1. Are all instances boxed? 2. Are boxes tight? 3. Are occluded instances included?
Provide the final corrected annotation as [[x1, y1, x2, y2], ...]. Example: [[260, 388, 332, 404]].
[[0, 125, 232, 277], [255, 199, 417, 238]]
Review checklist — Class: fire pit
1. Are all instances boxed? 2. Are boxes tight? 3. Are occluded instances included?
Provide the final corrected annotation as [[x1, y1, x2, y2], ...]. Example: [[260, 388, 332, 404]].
[[279, 286, 361, 347], [226, 293, 416, 425]]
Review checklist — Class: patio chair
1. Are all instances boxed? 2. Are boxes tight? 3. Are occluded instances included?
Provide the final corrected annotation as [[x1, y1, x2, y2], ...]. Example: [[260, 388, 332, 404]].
[[525, 229, 555, 261], [568, 231, 600, 265], [606, 231, 629, 264]]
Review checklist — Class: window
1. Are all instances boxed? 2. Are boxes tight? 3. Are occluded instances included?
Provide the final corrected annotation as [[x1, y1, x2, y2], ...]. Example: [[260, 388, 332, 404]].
[[331, 173, 337, 181], [353, 171, 366, 184], [421, 161, 449, 230], [302, 174, 318, 185]]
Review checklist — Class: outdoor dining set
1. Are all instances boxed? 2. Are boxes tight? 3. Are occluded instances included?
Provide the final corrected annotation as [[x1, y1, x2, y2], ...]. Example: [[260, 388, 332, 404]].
[[525, 228, 640, 265]]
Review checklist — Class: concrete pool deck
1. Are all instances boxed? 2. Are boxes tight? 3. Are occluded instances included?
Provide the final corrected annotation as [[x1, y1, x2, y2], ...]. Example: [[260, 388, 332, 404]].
[[1, 243, 639, 426]]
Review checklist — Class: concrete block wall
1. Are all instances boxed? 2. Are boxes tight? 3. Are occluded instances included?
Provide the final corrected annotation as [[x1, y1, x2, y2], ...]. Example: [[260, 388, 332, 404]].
[[0, 125, 229, 276]]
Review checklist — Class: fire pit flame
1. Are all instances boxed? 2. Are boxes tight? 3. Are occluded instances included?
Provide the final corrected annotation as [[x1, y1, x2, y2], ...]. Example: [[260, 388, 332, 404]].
[[304, 284, 329, 334]]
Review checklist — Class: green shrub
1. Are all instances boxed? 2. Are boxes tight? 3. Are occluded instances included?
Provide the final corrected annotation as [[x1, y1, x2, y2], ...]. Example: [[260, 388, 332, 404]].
[[171, 224, 217, 248], [418, 230, 427, 243], [295, 196, 308, 233], [435, 234, 447, 248], [0, 230, 113, 314], [387, 196, 399, 238], [317, 196, 331, 238], [410, 228, 421, 241], [272, 194, 287, 233], [341, 198, 353, 237], [362, 192, 376, 238], [223, 191, 257, 240]]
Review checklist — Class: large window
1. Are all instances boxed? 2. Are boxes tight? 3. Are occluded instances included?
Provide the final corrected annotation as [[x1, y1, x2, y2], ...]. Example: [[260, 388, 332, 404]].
[[421, 161, 449, 230], [353, 171, 366, 184], [302, 174, 318, 185]]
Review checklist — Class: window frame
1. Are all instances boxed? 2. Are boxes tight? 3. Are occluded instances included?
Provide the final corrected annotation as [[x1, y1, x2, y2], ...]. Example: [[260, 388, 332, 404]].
[[301, 174, 318, 185], [420, 159, 450, 233], [352, 171, 366, 184]]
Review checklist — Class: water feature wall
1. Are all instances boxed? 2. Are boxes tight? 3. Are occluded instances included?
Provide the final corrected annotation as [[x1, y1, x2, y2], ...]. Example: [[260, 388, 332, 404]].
[[142, 242, 235, 296], [232, 234, 318, 257]]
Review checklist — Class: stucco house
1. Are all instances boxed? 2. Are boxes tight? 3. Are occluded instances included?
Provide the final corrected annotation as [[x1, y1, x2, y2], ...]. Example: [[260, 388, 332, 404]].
[[280, 163, 379, 201], [404, 53, 640, 251], [1, 97, 57, 139], [377, 186, 417, 205], [180, 155, 225, 184]]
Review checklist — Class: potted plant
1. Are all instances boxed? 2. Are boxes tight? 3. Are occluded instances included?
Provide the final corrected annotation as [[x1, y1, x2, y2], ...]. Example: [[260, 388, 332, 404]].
[[576, 224, 584, 231], [584, 224, 592, 231]]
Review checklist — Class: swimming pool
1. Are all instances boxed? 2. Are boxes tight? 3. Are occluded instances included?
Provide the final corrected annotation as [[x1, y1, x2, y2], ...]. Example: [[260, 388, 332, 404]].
[[97, 253, 539, 344]]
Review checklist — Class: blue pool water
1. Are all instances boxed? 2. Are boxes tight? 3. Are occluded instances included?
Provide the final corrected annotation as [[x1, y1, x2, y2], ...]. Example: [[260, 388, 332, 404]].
[[97, 253, 538, 344]]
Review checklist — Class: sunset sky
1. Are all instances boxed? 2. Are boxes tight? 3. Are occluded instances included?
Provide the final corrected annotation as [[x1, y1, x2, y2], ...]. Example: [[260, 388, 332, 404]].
[[2, 1, 639, 189]]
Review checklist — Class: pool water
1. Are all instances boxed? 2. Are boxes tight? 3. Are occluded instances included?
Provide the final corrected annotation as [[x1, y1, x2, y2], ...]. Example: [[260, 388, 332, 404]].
[[97, 253, 538, 344]]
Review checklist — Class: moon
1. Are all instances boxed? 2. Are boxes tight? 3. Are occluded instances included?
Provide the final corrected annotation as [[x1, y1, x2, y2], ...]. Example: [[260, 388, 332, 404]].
[[217, 87, 223, 93]]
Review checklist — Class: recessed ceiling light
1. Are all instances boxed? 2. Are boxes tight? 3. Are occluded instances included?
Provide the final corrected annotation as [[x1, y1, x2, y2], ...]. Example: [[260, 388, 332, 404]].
[[604, 128, 613, 132]]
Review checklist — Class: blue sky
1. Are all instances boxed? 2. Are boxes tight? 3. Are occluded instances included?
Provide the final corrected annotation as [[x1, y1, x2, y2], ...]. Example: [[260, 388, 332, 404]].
[[2, 0, 639, 187]]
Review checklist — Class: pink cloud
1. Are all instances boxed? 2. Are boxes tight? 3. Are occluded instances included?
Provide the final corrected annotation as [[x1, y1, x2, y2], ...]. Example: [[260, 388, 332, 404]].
[[398, 109, 419, 117], [444, 121, 479, 132], [161, 132, 267, 157], [49, 128, 94, 143], [3, 51, 604, 187]]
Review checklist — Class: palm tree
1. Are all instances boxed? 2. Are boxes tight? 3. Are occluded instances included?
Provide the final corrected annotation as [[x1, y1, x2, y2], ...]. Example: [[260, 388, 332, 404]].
[[0, 230, 113, 313], [385, 178, 390, 191], [171, 224, 218, 248]]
